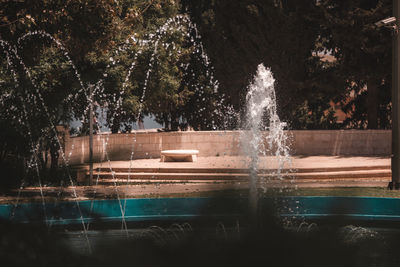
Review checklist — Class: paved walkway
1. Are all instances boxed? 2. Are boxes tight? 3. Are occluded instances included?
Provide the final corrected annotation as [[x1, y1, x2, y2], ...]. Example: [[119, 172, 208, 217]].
[[0, 156, 392, 204], [92, 155, 390, 171], [84, 155, 391, 187]]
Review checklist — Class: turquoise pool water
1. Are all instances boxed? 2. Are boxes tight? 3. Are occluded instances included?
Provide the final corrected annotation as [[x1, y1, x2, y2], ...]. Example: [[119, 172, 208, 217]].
[[2, 196, 400, 225]]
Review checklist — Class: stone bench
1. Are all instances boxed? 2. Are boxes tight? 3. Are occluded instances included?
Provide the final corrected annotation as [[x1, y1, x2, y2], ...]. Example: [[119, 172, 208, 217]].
[[160, 149, 199, 162]]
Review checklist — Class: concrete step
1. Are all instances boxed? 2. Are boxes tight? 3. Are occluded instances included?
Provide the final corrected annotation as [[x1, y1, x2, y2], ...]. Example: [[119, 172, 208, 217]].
[[293, 169, 391, 179], [92, 172, 249, 181], [89, 169, 391, 182], [93, 165, 390, 174], [95, 178, 390, 185]]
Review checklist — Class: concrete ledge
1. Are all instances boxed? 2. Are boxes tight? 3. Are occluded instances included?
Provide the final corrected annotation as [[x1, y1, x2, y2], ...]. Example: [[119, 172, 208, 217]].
[[64, 130, 391, 165]]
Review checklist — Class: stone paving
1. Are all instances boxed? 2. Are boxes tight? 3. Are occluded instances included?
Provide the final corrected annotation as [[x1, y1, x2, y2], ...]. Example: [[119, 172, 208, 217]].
[[0, 156, 392, 204], [91, 155, 390, 171]]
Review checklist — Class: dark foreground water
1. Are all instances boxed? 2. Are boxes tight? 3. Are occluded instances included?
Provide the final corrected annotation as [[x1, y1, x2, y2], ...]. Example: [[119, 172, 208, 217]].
[[2, 196, 400, 266], [2, 220, 400, 267]]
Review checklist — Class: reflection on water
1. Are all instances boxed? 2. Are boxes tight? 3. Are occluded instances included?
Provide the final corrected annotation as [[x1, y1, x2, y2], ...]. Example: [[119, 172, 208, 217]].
[[55, 223, 400, 267]]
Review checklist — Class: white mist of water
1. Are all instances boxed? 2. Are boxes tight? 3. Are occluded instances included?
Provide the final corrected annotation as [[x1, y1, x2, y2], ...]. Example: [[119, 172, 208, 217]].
[[243, 64, 291, 219]]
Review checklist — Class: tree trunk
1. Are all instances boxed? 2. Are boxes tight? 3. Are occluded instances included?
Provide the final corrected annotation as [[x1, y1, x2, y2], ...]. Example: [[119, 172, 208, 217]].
[[111, 116, 120, 133], [50, 144, 59, 173], [162, 113, 169, 130], [138, 119, 145, 129], [367, 77, 380, 129], [171, 112, 179, 131]]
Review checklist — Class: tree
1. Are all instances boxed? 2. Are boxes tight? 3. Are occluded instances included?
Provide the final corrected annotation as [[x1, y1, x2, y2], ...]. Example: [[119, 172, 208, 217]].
[[105, 0, 230, 131], [182, 0, 342, 129], [0, 0, 231, 188], [314, 0, 392, 129], [0, 0, 134, 184]]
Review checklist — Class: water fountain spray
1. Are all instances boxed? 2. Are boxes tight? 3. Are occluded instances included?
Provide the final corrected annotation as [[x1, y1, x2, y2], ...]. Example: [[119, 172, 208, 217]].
[[243, 64, 290, 221]]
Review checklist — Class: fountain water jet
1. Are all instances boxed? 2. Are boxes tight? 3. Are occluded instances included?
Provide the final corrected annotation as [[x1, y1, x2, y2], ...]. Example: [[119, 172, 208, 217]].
[[242, 64, 291, 220]]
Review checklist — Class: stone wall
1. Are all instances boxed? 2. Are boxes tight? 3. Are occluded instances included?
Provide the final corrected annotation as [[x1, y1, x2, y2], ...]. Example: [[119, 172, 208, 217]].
[[64, 130, 391, 165], [289, 130, 390, 156]]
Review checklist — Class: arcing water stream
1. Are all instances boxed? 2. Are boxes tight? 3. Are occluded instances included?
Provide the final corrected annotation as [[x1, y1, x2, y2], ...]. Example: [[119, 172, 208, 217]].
[[0, 12, 293, 249], [0, 14, 231, 251]]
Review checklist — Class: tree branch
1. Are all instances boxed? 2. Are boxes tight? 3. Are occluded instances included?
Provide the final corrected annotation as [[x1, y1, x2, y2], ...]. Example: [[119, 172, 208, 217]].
[[0, 17, 24, 27]]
